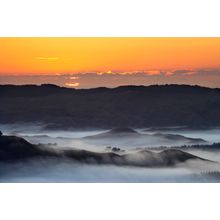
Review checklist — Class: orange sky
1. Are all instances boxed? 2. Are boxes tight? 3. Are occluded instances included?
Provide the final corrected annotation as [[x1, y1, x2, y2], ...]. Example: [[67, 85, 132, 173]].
[[1, 37, 220, 75]]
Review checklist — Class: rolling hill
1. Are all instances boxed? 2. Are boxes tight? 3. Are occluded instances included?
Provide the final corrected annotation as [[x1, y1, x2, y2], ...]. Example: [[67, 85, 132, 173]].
[[1, 84, 220, 129]]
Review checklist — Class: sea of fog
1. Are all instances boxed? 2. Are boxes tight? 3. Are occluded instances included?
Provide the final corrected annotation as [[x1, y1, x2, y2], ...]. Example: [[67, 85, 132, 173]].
[[1, 159, 220, 183], [1, 123, 220, 182], [1, 123, 220, 150]]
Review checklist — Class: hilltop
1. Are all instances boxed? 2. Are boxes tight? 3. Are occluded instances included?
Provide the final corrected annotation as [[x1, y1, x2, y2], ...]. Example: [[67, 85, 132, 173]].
[[1, 84, 220, 129], [0, 133, 209, 167]]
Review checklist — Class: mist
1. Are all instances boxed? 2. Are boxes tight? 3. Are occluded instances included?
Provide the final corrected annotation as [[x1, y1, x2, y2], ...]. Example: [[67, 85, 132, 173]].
[[1, 158, 220, 183], [1, 123, 220, 182]]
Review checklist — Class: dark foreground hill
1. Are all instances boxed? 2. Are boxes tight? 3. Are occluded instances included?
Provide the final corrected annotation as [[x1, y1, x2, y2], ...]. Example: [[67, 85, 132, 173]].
[[1, 84, 220, 129], [0, 133, 208, 167]]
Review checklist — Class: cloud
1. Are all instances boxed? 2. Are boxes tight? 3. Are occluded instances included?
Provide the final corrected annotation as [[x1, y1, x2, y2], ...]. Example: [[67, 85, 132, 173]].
[[35, 57, 59, 61], [65, 82, 80, 87], [94, 69, 201, 77], [166, 69, 220, 77], [97, 70, 113, 75], [70, 76, 79, 80], [170, 69, 196, 76], [1, 68, 220, 89], [193, 69, 220, 76], [143, 70, 161, 75]]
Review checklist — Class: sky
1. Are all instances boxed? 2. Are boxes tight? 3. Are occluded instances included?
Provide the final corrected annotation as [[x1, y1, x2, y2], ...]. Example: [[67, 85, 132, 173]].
[[1, 37, 220, 88]]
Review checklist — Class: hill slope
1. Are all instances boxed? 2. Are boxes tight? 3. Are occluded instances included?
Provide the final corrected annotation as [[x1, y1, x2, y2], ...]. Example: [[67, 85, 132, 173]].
[[0, 134, 208, 167], [1, 84, 220, 129], [82, 128, 207, 146]]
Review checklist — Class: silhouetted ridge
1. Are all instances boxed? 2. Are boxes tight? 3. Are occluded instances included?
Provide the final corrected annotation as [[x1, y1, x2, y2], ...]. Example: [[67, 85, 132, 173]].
[[82, 129, 206, 145], [0, 135, 54, 161], [1, 84, 220, 128], [154, 133, 206, 143], [0, 134, 209, 167], [0, 84, 73, 97]]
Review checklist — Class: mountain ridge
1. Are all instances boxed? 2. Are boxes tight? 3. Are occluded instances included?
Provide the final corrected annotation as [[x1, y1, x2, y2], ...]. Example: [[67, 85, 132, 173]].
[[1, 84, 220, 129], [0, 133, 210, 167]]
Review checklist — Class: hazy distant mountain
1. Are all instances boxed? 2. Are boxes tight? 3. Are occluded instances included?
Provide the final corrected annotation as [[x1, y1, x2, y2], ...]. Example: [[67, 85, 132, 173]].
[[153, 133, 206, 144], [1, 84, 220, 129], [82, 127, 207, 146], [83, 127, 139, 138]]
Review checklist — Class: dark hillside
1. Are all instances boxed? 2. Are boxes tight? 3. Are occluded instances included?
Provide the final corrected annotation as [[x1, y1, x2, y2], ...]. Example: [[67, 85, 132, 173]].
[[1, 84, 220, 129]]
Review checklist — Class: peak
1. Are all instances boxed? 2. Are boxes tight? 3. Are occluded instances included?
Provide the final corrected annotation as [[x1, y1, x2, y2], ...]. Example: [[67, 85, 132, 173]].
[[109, 127, 137, 133]]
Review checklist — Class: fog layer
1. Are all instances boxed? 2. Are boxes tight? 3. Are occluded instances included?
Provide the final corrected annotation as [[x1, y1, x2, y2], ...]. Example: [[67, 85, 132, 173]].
[[1, 123, 220, 182]]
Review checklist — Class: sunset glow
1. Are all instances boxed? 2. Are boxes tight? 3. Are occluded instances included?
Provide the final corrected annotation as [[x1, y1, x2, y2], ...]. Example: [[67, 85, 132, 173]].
[[1, 37, 220, 88], [1, 37, 220, 75]]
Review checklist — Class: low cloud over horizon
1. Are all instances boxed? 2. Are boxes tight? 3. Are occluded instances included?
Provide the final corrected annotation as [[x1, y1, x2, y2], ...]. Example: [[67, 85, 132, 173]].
[[1, 68, 220, 89]]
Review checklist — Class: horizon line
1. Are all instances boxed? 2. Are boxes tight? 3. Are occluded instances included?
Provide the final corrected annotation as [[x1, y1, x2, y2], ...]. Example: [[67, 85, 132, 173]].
[[0, 83, 219, 90]]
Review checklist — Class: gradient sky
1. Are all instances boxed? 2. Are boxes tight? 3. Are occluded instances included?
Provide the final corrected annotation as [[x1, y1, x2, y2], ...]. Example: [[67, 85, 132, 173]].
[[1, 37, 220, 88]]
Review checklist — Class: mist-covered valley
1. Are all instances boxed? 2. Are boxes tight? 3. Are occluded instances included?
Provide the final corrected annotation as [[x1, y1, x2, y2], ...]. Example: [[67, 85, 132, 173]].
[[1, 123, 220, 182]]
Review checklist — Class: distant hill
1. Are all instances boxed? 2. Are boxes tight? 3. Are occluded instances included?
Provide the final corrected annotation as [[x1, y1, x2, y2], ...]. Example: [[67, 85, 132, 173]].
[[1, 84, 220, 129], [0, 133, 209, 167], [83, 127, 139, 138], [83, 127, 207, 146]]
